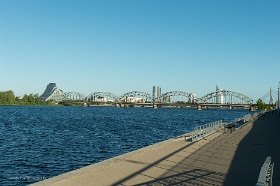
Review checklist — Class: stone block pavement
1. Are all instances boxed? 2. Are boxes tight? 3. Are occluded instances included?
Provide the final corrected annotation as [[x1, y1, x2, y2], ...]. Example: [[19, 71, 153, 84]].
[[32, 111, 280, 186]]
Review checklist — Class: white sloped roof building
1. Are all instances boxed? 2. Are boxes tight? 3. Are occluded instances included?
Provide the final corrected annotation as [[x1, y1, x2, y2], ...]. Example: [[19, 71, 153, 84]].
[[40, 83, 63, 102]]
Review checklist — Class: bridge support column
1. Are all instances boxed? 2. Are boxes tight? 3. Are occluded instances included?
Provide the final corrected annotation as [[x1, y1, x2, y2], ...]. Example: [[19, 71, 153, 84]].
[[197, 105, 202, 110], [153, 104, 158, 109], [250, 105, 256, 112]]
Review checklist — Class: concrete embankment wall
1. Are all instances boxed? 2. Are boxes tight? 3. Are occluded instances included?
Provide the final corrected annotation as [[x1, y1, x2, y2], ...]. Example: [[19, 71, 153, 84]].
[[30, 136, 191, 186]]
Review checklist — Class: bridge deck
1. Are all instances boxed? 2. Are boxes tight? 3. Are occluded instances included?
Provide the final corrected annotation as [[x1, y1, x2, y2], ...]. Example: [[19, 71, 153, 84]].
[[31, 111, 280, 186]]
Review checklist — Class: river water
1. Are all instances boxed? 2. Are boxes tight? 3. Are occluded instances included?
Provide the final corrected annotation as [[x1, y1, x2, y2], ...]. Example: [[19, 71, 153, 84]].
[[0, 106, 251, 185]]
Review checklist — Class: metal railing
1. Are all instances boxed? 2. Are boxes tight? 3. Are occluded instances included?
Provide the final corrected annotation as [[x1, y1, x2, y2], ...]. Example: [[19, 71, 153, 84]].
[[243, 114, 252, 122], [191, 120, 224, 142], [256, 156, 274, 186], [236, 114, 252, 123], [236, 111, 267, 129], [178, 111, 268, 142]]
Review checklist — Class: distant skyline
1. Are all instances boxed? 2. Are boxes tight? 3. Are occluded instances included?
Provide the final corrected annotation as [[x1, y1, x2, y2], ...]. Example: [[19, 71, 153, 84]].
[[0, 1, 279, 102]]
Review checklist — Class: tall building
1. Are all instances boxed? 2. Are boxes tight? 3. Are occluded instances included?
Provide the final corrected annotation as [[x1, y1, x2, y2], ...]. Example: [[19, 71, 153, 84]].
[[189, 93, 197, 103], [163, 96, 171, 103], [216, 85, 225, 104], [40, 83, 64, 102], [153, 86, 161, 102]]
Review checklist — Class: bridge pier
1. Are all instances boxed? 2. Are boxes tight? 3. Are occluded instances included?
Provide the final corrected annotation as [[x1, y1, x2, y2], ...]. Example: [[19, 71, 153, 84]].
[[197, 105, 202, 110], [250, 105, 256, 112]]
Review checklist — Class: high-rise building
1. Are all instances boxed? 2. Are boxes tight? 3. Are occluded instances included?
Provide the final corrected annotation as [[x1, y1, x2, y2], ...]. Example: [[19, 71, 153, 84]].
[[40, 83, 63, 102], [164, 95, 171, 103], [153, 86, 161, 102], [216, 85, 225, 104], [189, 93, 197, 103]]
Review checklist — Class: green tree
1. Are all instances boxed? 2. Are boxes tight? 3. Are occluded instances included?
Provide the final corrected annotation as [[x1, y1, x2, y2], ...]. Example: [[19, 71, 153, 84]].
[[6, 90, 15, 104], [21, 94, 29, 105], [0, 90, 15, 105], [257, 99, 267, 110], [28, 94, 35, 105], [0, 90, 56, 106], [34, 93, 40, 105], [0, 92, 4, 104]]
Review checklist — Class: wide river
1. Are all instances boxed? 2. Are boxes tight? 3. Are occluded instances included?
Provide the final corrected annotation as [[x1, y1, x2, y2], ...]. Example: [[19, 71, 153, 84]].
[[0, 106, 252, 185]]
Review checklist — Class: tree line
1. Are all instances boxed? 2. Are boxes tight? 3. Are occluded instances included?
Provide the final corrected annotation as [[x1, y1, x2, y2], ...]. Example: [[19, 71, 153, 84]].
[[0, 90, 53, 105]]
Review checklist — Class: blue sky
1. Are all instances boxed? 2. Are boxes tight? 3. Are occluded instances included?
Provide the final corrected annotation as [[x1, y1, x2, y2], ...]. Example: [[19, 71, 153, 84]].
[[0, 0, 279, 102]]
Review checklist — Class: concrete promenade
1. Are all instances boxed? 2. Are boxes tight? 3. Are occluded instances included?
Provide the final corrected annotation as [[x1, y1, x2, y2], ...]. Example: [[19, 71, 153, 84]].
[[32, 111, 280, 186]]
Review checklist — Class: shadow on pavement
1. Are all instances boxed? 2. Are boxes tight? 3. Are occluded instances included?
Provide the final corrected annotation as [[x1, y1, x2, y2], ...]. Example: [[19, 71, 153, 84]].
[[134, 169, 223, 186], [223, 111, 280, 185]]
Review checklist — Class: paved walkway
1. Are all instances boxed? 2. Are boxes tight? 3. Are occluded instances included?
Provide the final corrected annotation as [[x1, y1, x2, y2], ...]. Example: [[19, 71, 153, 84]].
[[32, 111, 280, 186]]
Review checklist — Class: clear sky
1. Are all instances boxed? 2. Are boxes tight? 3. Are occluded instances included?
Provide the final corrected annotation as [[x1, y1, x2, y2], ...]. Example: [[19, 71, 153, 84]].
[[0, 0, 279, 102]]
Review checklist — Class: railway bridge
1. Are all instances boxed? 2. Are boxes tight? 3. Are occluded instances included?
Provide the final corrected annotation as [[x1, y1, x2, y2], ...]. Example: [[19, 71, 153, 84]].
[[57, 89, 257, 110], [40, 83, 262, 109]]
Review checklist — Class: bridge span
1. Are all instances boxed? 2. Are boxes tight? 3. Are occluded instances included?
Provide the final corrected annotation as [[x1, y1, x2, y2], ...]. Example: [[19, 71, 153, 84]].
[[40, 83, 257, 109], [59, 89, 256, 109], [114, 102, 256, 111]]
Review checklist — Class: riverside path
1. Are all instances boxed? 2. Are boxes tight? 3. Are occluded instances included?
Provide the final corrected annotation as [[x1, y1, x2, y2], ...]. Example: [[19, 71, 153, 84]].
[[31, 111, 280, 186]]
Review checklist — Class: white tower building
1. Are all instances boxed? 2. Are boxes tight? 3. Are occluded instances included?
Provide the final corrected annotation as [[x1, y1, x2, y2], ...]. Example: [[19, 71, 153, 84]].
[[216, 85, 225, 104], [153, 86, 161, 102]]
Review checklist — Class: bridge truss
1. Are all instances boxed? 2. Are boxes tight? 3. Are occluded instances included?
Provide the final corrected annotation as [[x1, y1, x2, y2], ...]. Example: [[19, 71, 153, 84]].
[[119, 91, 153, 103], [87, 92, 119, 102], [160, 91, 196, 103], [197, 90, 253, 105], [59, 89, 254, 106], [63, 92, 86, 101]]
